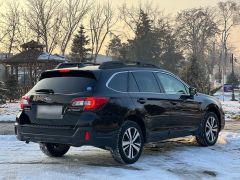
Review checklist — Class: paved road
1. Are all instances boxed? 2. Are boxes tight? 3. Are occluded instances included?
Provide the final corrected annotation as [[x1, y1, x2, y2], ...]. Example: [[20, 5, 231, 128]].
[[0, 120, 239, 135]]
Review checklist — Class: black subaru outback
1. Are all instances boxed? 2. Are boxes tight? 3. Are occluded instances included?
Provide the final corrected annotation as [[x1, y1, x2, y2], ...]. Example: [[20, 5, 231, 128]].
[[15, 61, 225, 164]]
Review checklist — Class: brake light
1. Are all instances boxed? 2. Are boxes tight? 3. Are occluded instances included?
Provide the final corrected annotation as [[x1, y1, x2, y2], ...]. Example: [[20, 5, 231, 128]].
[[58, 69, 71, 73], [20, 96, 29, 109], [71, 97, 109, 110]]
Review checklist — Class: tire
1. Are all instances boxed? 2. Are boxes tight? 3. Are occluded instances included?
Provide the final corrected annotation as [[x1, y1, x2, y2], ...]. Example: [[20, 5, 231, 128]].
[[196, 112, 220, 146], [40, 143, 70, 157], [111, 121, 144, 164]]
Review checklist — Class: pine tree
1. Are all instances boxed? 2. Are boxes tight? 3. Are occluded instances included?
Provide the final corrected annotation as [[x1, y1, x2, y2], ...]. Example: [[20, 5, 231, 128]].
[[132, 10, 159, 64], [227, 72, 239, 87], [4, 75, 19, 102], [186, 56, 210, 94], [0, 81, 6, 104], [106, 35, 122, 60], [71, 25, 91, 62], [160, 31, 183, 74]]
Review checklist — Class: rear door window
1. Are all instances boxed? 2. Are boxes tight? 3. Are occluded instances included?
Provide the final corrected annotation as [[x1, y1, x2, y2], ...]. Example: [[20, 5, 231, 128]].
[[108, 72, 127, 92], [132, 71, 160, 93]]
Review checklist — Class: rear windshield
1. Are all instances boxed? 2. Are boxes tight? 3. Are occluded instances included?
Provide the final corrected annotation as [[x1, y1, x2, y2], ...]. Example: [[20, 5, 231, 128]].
[[30, 71, 96, 94]]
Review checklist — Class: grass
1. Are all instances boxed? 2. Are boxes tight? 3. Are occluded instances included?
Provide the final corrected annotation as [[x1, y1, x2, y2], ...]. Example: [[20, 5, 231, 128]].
[[232, 116, 240, 121]]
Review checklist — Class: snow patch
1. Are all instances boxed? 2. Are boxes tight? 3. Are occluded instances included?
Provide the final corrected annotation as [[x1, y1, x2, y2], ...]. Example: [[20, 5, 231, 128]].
[[0, 103, 19, 122]]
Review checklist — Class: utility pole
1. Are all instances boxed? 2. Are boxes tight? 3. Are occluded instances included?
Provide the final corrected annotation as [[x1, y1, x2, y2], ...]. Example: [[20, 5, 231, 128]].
[[230, 54, 237, 101]]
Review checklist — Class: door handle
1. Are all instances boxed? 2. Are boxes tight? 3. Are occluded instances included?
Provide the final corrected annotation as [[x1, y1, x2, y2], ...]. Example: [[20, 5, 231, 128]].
[[137, 98, 146, 104]]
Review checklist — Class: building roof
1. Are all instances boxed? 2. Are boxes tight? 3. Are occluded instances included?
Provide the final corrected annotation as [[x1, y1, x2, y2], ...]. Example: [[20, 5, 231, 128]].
[[1, 50, 68, 65], [21, 40, 45, 50], [38, 53, 69, 62], [0, 40, 69, 65], [2, 49, 42, 64]]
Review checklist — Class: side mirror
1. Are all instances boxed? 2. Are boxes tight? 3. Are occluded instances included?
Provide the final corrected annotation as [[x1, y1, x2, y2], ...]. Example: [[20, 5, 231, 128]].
[[189, 87, 197, 96]]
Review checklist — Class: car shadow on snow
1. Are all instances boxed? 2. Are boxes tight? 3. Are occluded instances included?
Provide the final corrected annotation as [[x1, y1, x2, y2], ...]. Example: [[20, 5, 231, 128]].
[[143, 136, 197, 154], [45, 136, 199, 169]]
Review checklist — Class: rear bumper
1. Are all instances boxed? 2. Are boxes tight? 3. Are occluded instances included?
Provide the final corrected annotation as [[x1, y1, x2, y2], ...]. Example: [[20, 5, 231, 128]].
[[14, 123, 117, 148]]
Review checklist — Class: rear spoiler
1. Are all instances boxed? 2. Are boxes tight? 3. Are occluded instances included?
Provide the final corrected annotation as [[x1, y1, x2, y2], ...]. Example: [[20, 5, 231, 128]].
[[39, 70, 97, 81]]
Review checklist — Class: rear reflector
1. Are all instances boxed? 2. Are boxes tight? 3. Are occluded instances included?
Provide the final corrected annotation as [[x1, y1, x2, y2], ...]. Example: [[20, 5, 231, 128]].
[[71, 97, 109, 110], [85, 131, 90, 141]]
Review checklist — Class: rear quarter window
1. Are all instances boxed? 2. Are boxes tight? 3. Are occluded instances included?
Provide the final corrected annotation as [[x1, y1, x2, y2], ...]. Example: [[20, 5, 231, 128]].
[[108, 72, 127, 92]]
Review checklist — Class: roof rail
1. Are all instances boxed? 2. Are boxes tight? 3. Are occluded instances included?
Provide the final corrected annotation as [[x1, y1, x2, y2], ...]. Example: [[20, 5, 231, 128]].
[[99, 61, 160, 69], [83, 62, 101, 66], [99, 61, 126, 69]]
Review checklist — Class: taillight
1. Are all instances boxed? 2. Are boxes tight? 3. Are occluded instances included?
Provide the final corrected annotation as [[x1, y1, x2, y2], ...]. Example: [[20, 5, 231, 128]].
[[71, 97, 109, 110], [20, 96, 29, 109]]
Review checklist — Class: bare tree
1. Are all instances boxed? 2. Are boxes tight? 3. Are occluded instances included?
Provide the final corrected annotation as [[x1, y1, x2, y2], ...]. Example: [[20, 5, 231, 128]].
[[5, 1, 21, 56], [15, 18, 34, 52], [176, 8, 220, 93], [59, 0, 92, 55], [0, 1, 21, 56], [217, 1, 239, 79], [118, 1, 165, 37], [24, 0, 63, 53], [118, 2, 140, 33], [89, 2, 117, 62], [0, 5, 9, 46], [176, 8, 219, 60]]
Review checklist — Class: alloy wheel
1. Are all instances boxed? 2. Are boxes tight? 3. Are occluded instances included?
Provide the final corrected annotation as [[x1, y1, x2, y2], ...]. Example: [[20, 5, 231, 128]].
[[205, 116, 218, 142], [122, 127, 142, 159]]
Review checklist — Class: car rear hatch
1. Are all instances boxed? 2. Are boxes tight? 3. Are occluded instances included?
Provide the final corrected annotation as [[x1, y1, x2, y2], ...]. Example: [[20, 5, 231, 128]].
[[20, 69, 99, 126]]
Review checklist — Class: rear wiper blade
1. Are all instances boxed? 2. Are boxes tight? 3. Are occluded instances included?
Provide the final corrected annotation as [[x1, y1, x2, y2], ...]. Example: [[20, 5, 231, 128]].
[[35, 89, 54, 94]]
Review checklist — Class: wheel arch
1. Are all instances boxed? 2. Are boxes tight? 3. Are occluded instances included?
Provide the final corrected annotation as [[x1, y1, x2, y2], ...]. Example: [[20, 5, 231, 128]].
[[206, 104, 221, 130], [124, 115, 147, 143]]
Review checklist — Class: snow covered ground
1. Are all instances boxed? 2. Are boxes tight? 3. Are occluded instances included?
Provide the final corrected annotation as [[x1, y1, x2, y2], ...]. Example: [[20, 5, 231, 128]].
[[214, 91, 240, 102], [0, 97, 239, 179], [221, 101, 240, 120], [0, 103, 19, 122], [0, 131, 239, 180]]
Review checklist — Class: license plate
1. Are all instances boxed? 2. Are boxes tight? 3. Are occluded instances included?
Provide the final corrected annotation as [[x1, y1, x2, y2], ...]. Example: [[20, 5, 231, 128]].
[[37, 105, 63, 119]]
